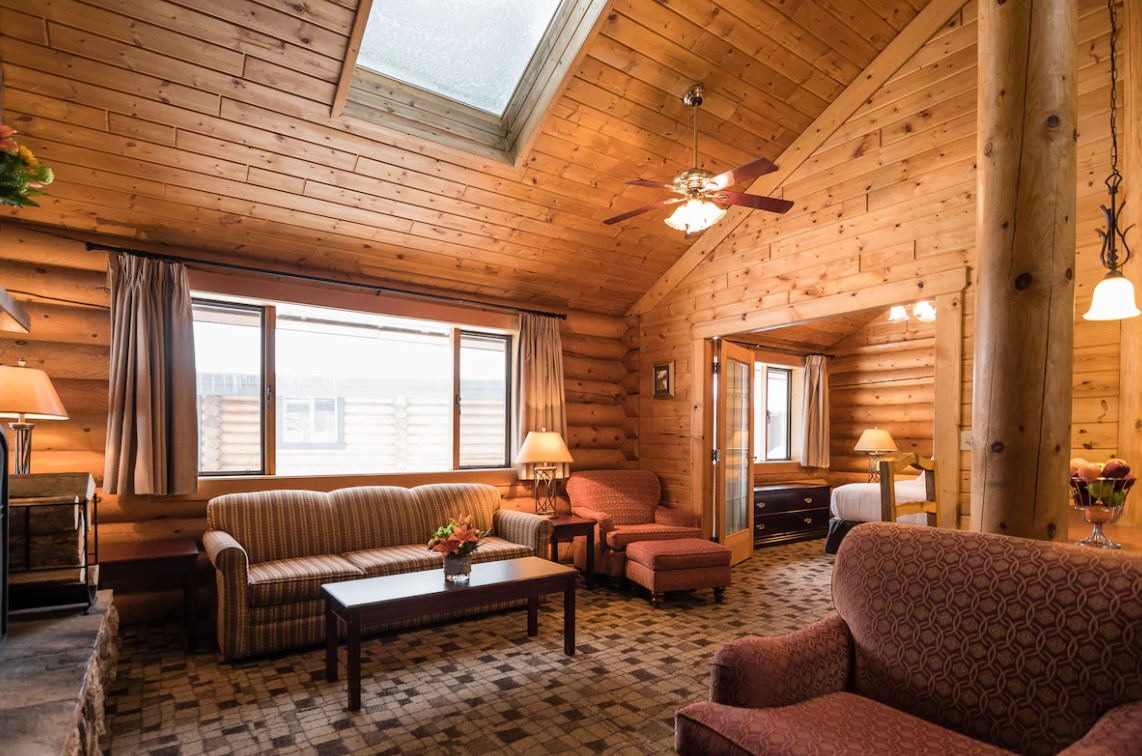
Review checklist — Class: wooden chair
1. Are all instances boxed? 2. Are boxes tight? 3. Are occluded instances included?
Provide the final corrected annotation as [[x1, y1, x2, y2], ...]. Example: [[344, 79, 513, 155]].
[[878, 453, 938, 524]]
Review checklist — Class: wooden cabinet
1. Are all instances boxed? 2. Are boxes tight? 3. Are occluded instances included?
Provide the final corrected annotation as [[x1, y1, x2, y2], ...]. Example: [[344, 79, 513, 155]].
[[753, 482, 831, 547]]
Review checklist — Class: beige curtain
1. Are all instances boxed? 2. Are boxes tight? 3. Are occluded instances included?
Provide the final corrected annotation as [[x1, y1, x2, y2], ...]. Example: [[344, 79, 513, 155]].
[[516, 313, 568, 479], [104, 254, 198, 495], [801, 354, 830, 468]]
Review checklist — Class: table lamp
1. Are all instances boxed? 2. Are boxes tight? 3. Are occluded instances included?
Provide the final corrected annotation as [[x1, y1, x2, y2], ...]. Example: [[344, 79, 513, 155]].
[[517, 429, 574, 517], [854, 428, 897, 482], [0, 359, 68, 474]]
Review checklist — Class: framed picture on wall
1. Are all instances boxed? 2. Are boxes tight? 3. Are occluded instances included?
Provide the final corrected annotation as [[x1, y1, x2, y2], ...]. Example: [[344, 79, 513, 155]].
[[653, 360, 675, 399]]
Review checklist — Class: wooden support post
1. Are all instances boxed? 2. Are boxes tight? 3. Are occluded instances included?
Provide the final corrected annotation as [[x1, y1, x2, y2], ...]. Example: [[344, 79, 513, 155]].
[[1121, 0, 1142, 527], [971, 0, 1078, 540]]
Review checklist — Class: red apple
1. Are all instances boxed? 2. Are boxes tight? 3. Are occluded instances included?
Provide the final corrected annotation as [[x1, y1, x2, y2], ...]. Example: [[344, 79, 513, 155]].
[[1102, 458, 1131, 479], [1078, 462, 1105, 482]]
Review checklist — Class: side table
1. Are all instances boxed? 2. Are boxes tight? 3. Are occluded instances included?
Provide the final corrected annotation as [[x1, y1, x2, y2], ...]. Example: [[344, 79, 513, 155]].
[[99, 538, 200, 650], [549, 515, 595, 589]]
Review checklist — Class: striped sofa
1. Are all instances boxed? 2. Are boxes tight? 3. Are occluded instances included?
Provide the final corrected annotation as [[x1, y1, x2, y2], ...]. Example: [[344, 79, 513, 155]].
[[203, 483, 553, 660]]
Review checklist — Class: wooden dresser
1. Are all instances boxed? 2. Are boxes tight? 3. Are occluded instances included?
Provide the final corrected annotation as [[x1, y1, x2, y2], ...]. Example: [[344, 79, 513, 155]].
[[753, 482, 831, 547]]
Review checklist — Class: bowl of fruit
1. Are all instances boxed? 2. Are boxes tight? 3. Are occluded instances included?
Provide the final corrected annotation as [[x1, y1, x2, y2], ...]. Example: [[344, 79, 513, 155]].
[[1069, 457, 1134, 549]]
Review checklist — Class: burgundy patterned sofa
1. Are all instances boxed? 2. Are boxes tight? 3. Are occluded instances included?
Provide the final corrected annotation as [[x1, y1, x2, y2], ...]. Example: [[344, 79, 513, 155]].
[[204, 483, 552, 660], [676, 522, 1142, 755], [567, 470, 702, 579]]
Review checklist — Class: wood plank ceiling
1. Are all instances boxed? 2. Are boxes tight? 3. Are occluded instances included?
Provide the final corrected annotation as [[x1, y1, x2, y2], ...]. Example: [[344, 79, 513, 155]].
[[730, 309, 886, 353], [0, 0, 929, 316]]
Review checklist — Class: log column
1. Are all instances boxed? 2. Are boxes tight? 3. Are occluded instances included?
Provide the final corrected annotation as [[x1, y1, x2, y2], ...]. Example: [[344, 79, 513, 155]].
[[1122, 0, 1142, 526], [971, 0, 1077, 540]]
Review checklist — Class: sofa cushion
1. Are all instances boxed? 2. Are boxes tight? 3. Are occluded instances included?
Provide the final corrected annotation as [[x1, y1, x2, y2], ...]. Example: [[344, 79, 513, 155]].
[[343, 544, 443, 578], [414, 483, 500, 533], [606, 524, 704, 550], [627, 538, 730, 570], [675, 692, 1011, 756], [247, 554, 363, 607], [329, 486, 424, 553], [566, 470, 661, 525], [207, 490, 337, 563], [833, 523, 1142, 755]]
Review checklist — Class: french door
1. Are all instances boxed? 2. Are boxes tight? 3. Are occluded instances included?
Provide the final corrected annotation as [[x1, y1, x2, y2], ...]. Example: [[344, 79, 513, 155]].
[[715, 341, 755, 565]]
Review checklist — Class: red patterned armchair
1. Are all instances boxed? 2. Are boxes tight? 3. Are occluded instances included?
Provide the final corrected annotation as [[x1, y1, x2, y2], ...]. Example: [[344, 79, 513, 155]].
[[566, 470, 702, 579], [676, 523, 1142, 755]]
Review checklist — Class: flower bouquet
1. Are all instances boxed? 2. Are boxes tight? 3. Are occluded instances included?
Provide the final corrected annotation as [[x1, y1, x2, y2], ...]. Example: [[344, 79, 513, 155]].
[[428, 514, 490, 583], [0, 125, 54, 208], [1069, 457, 1135, 549]]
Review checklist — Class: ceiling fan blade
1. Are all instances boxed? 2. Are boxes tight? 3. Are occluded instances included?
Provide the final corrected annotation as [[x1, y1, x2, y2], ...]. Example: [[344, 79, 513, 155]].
[[603, 197, 685, 225], [627, 179, 679, 191], [707, 157, 779, 190], [712, 190, 794, 214]]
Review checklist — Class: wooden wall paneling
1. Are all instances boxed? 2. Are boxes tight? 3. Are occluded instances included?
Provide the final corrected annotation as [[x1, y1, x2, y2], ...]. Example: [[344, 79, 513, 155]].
[[638, 0, 1117, 526], [1121, 0, 1142, 526]]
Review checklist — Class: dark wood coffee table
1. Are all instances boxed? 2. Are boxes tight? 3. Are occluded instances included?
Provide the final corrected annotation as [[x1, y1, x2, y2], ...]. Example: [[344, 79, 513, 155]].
[[322, 556, 577, 711]]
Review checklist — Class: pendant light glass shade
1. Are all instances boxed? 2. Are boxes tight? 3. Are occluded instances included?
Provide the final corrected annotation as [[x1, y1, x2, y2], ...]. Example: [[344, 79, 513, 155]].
[[1083, 272, 1141, 320], [664, 199, 726, 234]]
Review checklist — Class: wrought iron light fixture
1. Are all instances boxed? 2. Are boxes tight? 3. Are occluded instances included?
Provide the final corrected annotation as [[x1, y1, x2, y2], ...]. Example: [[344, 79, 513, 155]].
[[1084, 0, 1140, 321]]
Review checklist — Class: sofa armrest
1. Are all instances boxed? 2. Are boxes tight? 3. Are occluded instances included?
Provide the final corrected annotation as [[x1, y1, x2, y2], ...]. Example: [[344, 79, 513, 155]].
[[1060, 701, 1142, 754], [654, 505, 698, 529], [493, 508, 553, 558], [710, 613, 851, 708], [570, 505, 614, 542], [203, 530, 251, 661]]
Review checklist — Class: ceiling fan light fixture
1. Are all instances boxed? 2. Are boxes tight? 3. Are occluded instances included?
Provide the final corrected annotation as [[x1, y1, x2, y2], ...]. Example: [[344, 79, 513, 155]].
[[664, 199, 726, 234]]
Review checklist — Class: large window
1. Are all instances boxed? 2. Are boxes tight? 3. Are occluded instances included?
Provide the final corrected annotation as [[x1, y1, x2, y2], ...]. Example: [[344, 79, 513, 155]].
[[194, 297, 513, 477], [753, 363, 804, 464]]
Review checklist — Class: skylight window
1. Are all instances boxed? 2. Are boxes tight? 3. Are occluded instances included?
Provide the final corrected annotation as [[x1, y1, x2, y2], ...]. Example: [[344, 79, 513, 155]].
[[357, 0, 562, 116], [336, 0, 606, 163]]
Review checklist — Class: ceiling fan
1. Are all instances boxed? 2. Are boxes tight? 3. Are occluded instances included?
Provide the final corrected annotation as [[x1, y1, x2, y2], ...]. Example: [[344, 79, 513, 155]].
[[603, 84, 794, 234]]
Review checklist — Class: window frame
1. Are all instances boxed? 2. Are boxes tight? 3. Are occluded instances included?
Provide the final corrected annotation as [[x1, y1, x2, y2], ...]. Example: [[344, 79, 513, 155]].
[[191, 294, 516, 479], [751, 358, 804, 468], [193, 298, 269, 478], [763, 366, 794, 463]]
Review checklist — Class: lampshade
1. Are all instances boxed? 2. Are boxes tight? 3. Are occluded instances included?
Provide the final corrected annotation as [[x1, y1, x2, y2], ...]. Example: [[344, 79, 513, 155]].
[[664, 199, 726, 234], [0, 362, 68, 420], [912, 300, 936, 323], [1083, 272, 1141, 321], [517, 430, 574, 465], [888, 305, 909, 323], [854, 428, 897, 453]]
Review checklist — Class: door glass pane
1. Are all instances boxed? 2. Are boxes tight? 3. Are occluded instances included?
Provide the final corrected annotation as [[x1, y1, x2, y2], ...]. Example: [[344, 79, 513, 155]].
[[458, 332, 510, 468], [723, 357, 751, 535], [766, 368, 792, 461], [275, 302, 452, 475], [193, 301, 264, 475]]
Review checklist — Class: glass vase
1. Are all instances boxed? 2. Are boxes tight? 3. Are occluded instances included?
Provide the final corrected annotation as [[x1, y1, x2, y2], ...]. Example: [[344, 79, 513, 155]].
[[443, 554, 472, 583]]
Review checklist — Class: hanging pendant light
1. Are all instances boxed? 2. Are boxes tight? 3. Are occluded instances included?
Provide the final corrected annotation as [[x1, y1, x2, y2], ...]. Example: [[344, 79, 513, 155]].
[[1084, 0, 1140, 321]]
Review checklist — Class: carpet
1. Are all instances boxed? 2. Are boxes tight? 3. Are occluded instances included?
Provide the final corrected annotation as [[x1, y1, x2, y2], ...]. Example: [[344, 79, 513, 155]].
[[107, 539, 836, 755]]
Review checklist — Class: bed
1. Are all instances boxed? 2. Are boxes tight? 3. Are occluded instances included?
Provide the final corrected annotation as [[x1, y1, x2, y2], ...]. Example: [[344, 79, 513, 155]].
[[824, 475, 934, 554]]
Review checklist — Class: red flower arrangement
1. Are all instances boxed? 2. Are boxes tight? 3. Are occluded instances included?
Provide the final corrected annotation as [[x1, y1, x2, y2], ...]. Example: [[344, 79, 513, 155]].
[[427, 515, 489, 558]]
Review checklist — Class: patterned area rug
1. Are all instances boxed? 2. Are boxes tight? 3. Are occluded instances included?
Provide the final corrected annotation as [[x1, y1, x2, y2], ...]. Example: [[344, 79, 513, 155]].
[[107, 540, 835, 755]]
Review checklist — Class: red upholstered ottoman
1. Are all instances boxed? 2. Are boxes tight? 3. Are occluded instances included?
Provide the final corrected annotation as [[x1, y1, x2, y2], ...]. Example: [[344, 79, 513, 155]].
[[625, 538, 731, 608]]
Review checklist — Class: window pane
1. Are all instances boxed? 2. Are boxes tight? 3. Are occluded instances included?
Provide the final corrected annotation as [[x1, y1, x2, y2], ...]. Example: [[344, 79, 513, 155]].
[[274, 303, 452, 475], [194, 301, 264, 475], [357, 0, 562, 115], [458, 332, 510, 468], [766, 368, 792, 461]]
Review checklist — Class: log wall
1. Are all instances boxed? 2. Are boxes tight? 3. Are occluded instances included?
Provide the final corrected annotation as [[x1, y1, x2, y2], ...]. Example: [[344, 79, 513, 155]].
[[827, 312, 936, 485], [0, 221, 636, 620], [638, 0, 1120, 530]]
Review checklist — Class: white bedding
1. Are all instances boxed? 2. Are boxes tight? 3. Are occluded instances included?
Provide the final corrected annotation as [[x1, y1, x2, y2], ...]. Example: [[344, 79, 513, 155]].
[[831, 477, 930, 524]]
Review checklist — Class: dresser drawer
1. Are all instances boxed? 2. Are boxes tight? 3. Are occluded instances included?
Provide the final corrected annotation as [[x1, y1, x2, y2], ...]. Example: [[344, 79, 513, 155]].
[[753, 485, 829, 515]]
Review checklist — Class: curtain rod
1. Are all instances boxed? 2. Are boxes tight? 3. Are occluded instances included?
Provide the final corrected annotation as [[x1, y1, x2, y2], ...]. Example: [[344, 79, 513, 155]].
[[85, 242, 568, 320], [728, 339, 835, 360]]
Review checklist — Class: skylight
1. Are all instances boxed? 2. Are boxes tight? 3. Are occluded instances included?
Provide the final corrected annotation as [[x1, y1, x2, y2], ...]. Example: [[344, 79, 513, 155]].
[[357, 0, 562, 116]]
